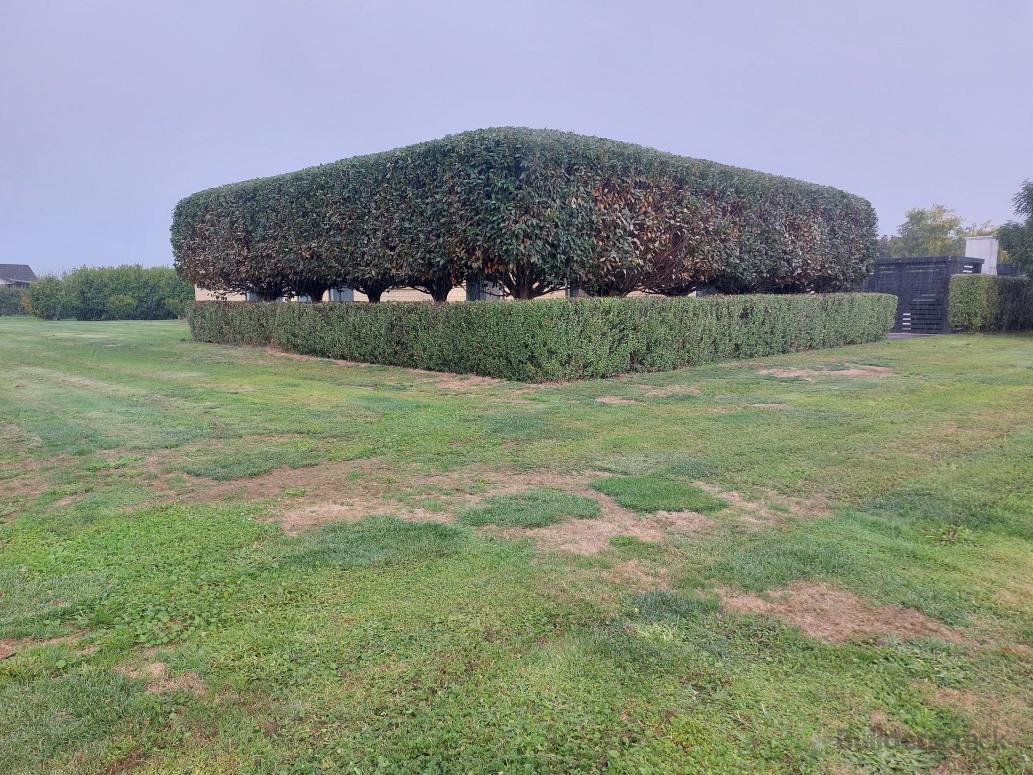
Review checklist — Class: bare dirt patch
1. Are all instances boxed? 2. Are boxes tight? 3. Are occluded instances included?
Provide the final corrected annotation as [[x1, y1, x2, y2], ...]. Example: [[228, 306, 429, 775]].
[[115, 661, 207, 695], [722, 581, 962, 644], [750, 403, 792, 410], [595, 395, 637, 405], [757, 364, 894, 382]]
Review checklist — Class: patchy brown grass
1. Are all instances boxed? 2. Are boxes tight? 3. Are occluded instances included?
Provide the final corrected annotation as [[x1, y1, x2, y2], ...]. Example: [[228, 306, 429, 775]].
[[261, 467, 590, 534], [154, 457, 383, 503], [260, 468, 832, 552], [0, 456, 70, 517], [0, 632, 95, 660], [698, 483, 832, 523], [276, 502, 454, 536], [114, 661, 207, 695], [496, 488, 715, 555], [99, 749, 146, 774], [722, 581, 963, 644], [263, 347, 521, 392], [639, 384, 702, 398], [602, 560, 670, 592], [757, 364, 894, 381], [931, 687, 1031, 745], [434, 375, 504, 391], [263, 466, 730, 553], [595, 395, 637, 405], [994, 554, 1033, 612]]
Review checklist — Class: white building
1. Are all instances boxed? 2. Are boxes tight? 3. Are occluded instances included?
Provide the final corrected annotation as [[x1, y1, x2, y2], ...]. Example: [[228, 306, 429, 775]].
[[965, 236, 999, 275]]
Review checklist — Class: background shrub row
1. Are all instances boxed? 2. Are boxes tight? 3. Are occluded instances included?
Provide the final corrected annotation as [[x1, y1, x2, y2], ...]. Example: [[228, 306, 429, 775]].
[[25, 265, 194, 321], [948, 275, 1033, 333], [0, 286, 28, 316], [187, 294, 897, 382], [172, 127, 878, 303]]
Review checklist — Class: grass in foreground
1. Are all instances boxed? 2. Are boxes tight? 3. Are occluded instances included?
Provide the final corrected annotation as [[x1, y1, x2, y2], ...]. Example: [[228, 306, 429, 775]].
[[0, 318, 1031, 774]]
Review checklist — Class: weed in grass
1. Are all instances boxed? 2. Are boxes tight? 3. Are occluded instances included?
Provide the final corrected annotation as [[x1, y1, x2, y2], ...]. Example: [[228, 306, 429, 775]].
[[460, 488, 600, 528], [593, 475, 728, 513]]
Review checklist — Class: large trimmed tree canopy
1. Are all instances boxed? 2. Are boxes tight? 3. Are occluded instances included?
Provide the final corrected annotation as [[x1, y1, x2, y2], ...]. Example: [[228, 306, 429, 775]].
[[171, 128, 878, 301]]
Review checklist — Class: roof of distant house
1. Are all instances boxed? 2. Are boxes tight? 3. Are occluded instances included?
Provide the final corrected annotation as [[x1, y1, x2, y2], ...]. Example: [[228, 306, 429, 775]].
[[0, 264, 38, 284]]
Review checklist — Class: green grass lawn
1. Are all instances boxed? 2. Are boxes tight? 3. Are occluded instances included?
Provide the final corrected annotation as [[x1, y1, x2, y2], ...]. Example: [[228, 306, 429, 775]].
[[1, 317, 1031, 774]]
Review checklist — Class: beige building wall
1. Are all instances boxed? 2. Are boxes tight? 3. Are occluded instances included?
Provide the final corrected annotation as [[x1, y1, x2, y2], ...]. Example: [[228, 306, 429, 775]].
[[194, 287, 246, 301]]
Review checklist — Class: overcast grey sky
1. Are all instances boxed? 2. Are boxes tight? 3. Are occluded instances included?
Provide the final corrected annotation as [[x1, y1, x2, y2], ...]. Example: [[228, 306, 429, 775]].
[[2, 0, 1031, 275]]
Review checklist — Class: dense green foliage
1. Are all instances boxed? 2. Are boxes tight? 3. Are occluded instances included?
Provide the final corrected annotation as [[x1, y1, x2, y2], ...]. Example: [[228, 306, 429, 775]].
[[998, 179, 1033, 274], [2, 319, 1033, 773], [172, 128, 878, 301], [187, 293, 896, 381], [24, 266, 193, 321], [0, 286, 28, 316], [948, 274, 1033, 332]]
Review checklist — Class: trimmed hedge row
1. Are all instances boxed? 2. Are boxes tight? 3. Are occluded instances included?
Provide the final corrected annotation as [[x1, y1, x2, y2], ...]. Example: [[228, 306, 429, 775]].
[[187, 294, 897, 381], [173, 127, 877, 302], [948, 275, 1033, 333], [0, 286, 28, 316]]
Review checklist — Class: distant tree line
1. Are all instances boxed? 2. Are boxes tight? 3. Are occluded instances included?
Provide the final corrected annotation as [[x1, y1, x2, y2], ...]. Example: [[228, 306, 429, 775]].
[[877, 205, 997, 259], [172, 128, 878, 302], [26, 265, 193, 320], [878, 180, 1033, 273]]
